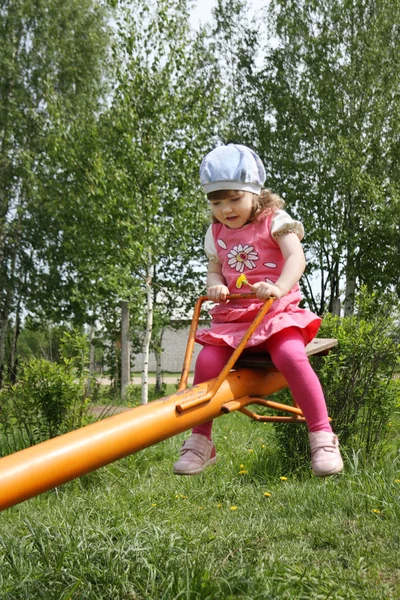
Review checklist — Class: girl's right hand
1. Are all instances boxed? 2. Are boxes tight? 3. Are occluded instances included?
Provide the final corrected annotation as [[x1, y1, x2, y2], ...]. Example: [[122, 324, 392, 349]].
[[207, 285, 230, 303]]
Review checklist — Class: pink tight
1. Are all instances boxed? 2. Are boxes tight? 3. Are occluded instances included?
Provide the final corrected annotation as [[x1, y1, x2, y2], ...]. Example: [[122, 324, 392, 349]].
[[192, 327, 332, 439]]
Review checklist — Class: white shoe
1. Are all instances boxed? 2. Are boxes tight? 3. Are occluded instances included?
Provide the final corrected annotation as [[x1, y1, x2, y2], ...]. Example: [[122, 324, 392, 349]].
[[173, 434, 217, 476], [309, 431, 344, 477]]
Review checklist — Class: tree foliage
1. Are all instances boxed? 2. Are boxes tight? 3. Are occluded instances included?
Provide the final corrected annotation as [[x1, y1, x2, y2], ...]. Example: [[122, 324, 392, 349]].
[[229, 0, 400, 314], [2, 0, 400, 391], [102, 0, 224, 398], [0, 0, 111, 378], [0, 0, 226, 389]]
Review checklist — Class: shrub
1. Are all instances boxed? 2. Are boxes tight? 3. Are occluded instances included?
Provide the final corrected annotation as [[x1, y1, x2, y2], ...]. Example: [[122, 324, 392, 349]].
[[0, 330, 91, 455], [124, 381, 168, 407], [273, 290, 400, 472]]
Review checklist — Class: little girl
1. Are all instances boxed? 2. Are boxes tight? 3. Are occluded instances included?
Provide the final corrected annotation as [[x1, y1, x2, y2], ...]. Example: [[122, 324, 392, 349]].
[[173, 144, 343, 478]]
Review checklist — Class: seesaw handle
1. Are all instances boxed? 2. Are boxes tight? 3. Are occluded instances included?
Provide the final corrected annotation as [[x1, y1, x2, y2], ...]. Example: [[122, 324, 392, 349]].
[[176, 294, 274, 410]]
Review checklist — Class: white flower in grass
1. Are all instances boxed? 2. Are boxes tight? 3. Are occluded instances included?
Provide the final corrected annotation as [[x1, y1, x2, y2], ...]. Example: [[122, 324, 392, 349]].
[[227, 244, 259, 273]]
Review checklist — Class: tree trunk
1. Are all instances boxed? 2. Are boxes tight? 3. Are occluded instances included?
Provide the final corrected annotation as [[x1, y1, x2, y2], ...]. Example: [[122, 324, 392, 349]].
[[344, 225, 356, 317], [115, 340, 120, 392], [89, 325, 95, 377], [8, 298, 21, 384], [141, 261, 154, 405], [344, 276, 356, 316], [328, 260, 341, 316], [85, 324, 96, 397], [331, 297, 341, 316], [0, 314, 9, 388], [0, 276, 15, 387], [120, 300, 130, 401], [155, 349, 162, 392], [0, 195, 22, 384], [154, 329, 165, 393]]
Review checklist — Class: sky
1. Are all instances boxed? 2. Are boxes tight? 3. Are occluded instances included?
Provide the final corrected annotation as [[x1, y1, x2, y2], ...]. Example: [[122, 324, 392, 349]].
[[189, 0, 218, 28], [189, 0, 267, 29]]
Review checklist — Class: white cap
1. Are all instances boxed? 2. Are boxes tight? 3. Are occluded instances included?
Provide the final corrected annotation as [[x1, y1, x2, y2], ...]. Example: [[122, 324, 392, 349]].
[[200, 144, 266, 195]]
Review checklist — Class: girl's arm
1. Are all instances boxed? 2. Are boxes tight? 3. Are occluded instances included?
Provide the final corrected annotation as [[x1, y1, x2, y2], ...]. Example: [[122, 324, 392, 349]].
[[207, 260, 230, 302], [250, 232, 306, 300]]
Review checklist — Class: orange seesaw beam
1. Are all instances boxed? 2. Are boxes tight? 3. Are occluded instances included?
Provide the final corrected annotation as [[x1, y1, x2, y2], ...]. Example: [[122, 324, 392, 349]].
[[0, 295, 336, 511], [0, 366, 287, 511]]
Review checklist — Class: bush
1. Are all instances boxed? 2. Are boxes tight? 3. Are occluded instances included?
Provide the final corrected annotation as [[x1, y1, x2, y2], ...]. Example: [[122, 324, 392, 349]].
[[273, 290, 400, 472], [0, 331, 91, 455], [123, 381, 168, 407]]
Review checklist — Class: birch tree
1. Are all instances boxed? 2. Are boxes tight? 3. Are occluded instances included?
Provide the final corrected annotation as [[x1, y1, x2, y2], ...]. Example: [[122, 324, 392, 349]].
[[100, 0, 224, 402], [120, 301, 130, 401]]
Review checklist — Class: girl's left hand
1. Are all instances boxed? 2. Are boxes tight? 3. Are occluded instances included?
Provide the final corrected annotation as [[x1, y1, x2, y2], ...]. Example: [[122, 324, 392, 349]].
[[249, 281, 283, 300]]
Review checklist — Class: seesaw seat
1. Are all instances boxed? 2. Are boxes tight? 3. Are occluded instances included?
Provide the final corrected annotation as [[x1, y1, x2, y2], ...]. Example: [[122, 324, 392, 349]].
[[223, 337, 337, 423], [234, 337, 337, 370]]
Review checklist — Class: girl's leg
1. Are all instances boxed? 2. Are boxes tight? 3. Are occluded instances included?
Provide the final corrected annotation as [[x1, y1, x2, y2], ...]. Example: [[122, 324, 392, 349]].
[[192, 345, 234, 439], [264, 328, 343, 476], [264, 327, 332, 433], [173, 344, 234, 475]]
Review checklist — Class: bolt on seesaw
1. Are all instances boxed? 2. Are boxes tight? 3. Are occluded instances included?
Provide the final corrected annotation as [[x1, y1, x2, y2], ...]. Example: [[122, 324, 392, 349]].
[[0, 294, 336, 511]]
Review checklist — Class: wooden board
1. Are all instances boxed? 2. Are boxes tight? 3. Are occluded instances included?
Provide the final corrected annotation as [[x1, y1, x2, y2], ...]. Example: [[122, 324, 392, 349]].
[[304, 337, 338, 357], [234, 338, 337, 370]]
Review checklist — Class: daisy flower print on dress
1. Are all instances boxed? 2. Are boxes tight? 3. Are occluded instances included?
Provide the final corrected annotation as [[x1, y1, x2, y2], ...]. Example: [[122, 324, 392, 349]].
[[227, 244, 259, 273]]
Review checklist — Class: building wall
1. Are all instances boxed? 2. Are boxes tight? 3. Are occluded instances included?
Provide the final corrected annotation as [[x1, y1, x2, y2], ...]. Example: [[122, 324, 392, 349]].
[[132, 324, 204, 373]]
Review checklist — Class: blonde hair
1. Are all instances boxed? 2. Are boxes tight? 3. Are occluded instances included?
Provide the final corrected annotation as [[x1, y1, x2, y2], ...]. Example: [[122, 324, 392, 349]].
[[208, 188, 285, 224]]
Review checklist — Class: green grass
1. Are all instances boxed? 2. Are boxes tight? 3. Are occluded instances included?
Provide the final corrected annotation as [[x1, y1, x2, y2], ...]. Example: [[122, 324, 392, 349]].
[[0, 414, 399, 599], [92, 383, 179, 406]]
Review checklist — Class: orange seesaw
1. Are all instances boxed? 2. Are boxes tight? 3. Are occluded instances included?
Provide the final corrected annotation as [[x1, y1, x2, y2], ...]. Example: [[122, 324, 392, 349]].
[[0, 295, 336, 511]]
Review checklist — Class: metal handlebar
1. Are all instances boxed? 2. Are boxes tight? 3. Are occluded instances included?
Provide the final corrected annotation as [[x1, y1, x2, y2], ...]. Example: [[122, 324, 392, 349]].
[[176, 294, 274, 412]]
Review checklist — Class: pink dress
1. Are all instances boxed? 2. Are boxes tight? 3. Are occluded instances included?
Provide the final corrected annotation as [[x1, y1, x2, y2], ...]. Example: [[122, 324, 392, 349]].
[[195, 212, 321, 349]]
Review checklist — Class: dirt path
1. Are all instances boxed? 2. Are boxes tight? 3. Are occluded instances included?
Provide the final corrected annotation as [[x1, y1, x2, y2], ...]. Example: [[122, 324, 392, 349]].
[[95, 375, 193, 386], [89, 375, 194, 417], [88, 404, 132, 417]]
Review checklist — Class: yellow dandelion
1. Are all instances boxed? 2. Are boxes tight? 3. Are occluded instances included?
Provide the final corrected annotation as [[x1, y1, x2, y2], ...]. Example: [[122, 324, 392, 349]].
[[262, 444, 266, 449], [372, 509, 381, 514], [394, 479, 400, 484], [239, 469, 247, 475], [236, 274, 249, 289], [240, 464, 245, 468], [248, 449, 253, 453], [151, 503, 157, 507], [180, 494, 188, 499], [280, 476, 288, 481], [217, 503, 222, 508], [264, 492, 271, 497], [175, 494, 179, 498], [230, 506, 238, 511]]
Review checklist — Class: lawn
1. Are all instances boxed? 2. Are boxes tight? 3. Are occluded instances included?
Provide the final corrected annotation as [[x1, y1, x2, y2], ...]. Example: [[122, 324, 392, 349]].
[[0, 412, 399, 599], [92, 383, 180, 407]]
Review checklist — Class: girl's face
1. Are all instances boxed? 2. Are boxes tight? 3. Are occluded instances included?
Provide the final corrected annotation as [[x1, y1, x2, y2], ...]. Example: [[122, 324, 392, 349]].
[[209, 190, 254, 229]]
